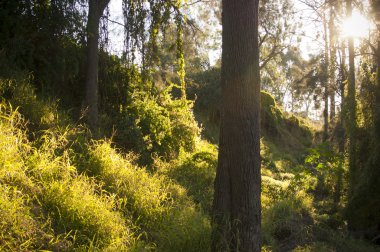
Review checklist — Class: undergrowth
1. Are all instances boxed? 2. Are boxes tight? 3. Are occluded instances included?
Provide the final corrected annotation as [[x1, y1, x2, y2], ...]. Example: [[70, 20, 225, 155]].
[[0, 79, 211, 251], [0, 78, 379, 251]]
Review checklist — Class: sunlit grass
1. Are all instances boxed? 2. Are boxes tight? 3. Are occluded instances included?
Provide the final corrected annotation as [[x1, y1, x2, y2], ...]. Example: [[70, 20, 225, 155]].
[[86, 140, 211, 251], [1, 77, 379, 251], [42, 177, 133, 249]]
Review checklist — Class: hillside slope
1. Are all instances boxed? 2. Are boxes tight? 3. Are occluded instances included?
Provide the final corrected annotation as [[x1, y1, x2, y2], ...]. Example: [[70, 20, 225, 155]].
[[1, 77, 379, 251]]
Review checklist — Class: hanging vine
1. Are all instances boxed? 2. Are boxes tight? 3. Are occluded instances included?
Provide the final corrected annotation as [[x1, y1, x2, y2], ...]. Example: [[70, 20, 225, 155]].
[[121, 0, 187, 96], [175, 0, 186, 98]]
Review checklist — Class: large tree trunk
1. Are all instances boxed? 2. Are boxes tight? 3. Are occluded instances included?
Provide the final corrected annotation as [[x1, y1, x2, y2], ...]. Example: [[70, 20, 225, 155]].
[[84, 0, 109, 129], [212, 0, 261, 251], [346, 0, 358, 231]]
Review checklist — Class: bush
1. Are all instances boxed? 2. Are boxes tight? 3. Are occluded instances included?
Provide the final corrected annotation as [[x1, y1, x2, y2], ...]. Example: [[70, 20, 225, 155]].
[[109, 82, 200, 164]]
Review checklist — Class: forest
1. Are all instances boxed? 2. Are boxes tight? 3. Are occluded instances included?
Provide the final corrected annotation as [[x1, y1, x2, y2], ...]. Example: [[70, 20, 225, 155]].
[[0, 0, 380, 251]]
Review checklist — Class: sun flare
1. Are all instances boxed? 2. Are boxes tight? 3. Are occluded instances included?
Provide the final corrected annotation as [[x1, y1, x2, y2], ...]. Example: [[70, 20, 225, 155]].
[[341, 11, 373, 38]]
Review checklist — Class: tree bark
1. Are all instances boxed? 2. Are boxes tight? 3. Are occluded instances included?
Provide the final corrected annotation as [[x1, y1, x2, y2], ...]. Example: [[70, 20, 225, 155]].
[[84, 0, 110, 129], [212, 0, 261, 251]]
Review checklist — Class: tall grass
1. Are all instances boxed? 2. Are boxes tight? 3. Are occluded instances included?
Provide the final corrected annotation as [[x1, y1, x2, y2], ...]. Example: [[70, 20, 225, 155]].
[[42, 177, 133, 250], [0, 103, 135, 250], [1, 77, 379, 251], [85, 141, 211, 251]]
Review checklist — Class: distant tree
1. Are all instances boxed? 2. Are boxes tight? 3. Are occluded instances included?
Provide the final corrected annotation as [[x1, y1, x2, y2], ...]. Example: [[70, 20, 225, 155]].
[[322, 1, 330, 141], [212, 0, 261, 251], [281, 49, 325, 117], [259, 0, 299, 104], [328, 0, 338, 123]]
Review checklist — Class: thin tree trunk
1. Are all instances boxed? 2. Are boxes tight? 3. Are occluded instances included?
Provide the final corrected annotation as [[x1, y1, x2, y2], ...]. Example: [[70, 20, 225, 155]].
[[339, 40, 346, 151], [346, 0, 357, 230], [375, 23, 380, 148], [373, 2, 380, 150], [333, 40, 346, 210], [212, 0, 261, 251], [84, 0, 110, 129], [329, 3, 336, 123], [323, 8, 330, 141]]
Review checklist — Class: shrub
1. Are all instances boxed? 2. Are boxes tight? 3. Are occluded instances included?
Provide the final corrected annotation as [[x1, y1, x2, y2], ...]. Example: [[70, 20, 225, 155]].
[[121, 83, 200, 163]]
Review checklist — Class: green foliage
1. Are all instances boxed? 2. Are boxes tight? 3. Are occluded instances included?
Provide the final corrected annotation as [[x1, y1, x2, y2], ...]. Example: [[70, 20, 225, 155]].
[[310, 226, 380, 252], [156, 141, 217, 212], [304, 143, 344, 194], [0, 184, 41, 251], [261, 174, 292, 208], [85, 141, 211, 251], [0, 78, 71, 131], [261, 91, 285, 137], [0, 101, 135, 250], [357, 61, 377, 129], [114, 82, 200, 163], [1, 73, 379, 251], [262, 193, 314, 251], [345, 61, 380, 234], [187, 67, 221, 143], [0, 0, 85, 102], [42, 177, 133, 249], [98, 53, 135, 114], [189, 67, 313, 166], [0, 74, 208, 251]]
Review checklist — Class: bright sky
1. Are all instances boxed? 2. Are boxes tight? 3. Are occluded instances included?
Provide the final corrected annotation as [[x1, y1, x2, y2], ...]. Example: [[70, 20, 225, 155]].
[[293, 0, 323, 59], [107, 0, 332, 64], [341, 10, 374, 38], [108, 0, 124, 56], [107, 0, 373, 63]]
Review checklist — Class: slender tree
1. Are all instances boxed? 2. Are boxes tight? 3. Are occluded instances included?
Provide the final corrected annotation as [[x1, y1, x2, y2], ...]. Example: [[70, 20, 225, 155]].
[[323, 2, 330, 141], [346, 0, 358, 230], [373, 2, 380, 144], [329, 0, 337, 123], [84, 0, 110, 129], [212, 0, 261, 251]]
